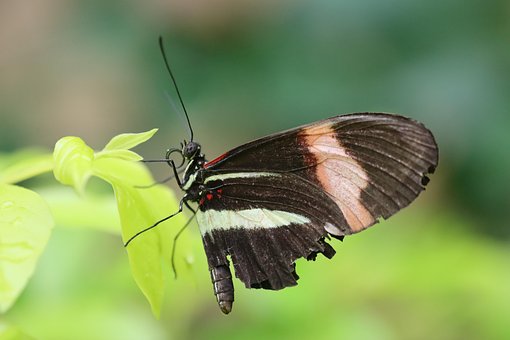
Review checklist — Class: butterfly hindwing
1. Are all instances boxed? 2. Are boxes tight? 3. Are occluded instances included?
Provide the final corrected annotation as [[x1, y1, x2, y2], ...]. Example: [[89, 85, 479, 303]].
[[197, 171, 342, 290]]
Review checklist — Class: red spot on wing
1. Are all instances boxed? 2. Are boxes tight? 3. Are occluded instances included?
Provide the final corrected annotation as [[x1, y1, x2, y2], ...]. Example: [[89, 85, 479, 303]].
[[199, 197, 205, 205], [206, 193, 213, 200], [204, 152, 228, 168]]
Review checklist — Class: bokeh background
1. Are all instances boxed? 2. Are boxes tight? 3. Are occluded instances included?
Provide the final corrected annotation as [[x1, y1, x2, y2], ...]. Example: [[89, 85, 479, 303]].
[[1, 0, 510, 339]]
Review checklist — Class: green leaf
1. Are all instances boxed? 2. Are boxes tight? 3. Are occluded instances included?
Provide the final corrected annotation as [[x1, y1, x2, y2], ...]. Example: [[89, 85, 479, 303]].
[[93, 156, 189, 317], [53, 137, 94, 194], [51, 129, 192, 317], [102, 129, 158, 151], [95, 149, 143, 162], [0, 184, 54, 313], [0, 149, 53, 185]]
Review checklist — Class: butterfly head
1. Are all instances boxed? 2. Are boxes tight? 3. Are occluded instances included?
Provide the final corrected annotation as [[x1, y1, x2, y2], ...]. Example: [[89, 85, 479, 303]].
[[182, 140, 201, 159]]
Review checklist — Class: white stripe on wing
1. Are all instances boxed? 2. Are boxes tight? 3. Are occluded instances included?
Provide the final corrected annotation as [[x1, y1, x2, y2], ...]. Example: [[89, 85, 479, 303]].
[[204, 172, 280, 183], [196, 208, 310, 235]]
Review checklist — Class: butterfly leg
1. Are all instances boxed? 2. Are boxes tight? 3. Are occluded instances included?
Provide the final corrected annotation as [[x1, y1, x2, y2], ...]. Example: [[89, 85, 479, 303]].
[[134, 168, 185, 189], [170, 210, 196, 279], [168, 159, 183, 187], [124, 195, 187, 247]]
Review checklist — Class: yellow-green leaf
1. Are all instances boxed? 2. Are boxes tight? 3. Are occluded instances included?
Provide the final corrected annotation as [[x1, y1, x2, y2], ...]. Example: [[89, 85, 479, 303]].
[[0, 184, 54, 313], [51, 129, 192, 317], [95, 149, 143, 162], [53, 137, 94, 194], [102, 129, 158, 151], [0, 152, 53, 185], [92, 156, 189, 317]]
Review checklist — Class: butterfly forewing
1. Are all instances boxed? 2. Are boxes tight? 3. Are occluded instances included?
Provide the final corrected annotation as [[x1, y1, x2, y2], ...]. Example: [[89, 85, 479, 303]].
[[203, 113, 437, 229]]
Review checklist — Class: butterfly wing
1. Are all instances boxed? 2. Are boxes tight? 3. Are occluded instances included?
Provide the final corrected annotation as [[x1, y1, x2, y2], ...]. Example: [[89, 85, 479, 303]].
[[198, 113, 438, 291], [198, 171, 343, 291]]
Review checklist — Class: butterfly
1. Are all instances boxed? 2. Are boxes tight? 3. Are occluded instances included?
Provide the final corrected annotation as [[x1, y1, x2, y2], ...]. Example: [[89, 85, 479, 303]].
[[126, 38, 439, 315]]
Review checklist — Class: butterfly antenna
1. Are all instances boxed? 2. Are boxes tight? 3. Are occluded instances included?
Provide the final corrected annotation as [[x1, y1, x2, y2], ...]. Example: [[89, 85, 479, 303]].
[[159, 36, 194, 141]]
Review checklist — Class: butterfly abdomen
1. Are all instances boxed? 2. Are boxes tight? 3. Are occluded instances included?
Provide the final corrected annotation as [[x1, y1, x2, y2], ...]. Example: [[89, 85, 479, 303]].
[[210, 264, 234, 314]]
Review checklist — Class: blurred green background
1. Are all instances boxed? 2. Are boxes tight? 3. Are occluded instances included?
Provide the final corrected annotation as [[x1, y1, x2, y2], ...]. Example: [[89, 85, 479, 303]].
[[1, 0, 509, 339]]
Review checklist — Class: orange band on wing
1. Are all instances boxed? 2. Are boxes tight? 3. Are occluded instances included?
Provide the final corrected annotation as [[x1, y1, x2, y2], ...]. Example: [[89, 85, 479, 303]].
[[301, 123, 375, 232]]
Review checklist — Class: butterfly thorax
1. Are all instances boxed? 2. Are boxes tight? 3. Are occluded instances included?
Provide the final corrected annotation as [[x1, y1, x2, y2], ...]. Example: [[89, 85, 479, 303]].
[[180, 154, 208, 202]]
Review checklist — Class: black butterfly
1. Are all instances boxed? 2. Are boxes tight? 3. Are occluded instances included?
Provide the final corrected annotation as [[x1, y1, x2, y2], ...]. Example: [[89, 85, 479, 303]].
[[126, 38, 439, 315]]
